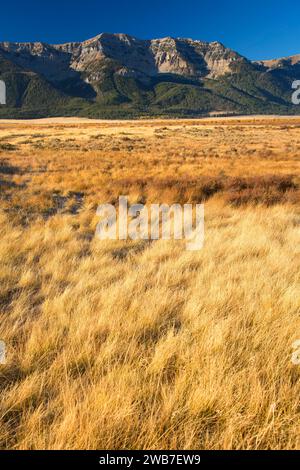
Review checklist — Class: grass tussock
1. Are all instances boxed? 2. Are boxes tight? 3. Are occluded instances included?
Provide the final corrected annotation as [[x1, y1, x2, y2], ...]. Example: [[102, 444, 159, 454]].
[[0, 117, 299, 450]]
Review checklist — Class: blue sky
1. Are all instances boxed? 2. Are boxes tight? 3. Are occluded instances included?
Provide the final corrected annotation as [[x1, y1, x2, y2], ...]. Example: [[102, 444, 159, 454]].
[[1, 0, 299, 60]]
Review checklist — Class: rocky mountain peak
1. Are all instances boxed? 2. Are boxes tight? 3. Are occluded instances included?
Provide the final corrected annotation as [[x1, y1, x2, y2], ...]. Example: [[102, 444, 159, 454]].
[[0, 33, 247, 81], [256, 54, 300, 69]]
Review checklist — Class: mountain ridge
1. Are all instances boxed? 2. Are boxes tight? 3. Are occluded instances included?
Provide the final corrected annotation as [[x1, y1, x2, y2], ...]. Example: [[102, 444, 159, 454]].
[[0, 33, 299, 118]]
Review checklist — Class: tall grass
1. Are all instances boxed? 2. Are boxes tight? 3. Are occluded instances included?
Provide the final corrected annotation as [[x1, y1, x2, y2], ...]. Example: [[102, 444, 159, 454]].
[[0, 117, 299, 449]]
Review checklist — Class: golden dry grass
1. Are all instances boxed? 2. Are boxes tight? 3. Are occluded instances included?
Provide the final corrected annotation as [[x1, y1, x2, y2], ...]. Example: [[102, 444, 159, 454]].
[[0, 117, 299, 449]]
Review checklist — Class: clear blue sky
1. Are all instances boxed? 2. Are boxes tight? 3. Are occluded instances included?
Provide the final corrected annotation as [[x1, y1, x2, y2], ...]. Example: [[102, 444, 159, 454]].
[[1, 0, 299, 60]]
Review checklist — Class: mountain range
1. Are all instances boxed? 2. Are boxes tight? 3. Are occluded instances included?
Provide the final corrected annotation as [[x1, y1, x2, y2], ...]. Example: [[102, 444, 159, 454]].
[[0, 33, 300, 118]]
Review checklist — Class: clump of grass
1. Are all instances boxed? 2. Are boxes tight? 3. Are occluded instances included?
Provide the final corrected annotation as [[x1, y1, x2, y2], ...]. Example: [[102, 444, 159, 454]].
[[0, 143, 18, 151], [225, 175, 298, 206]]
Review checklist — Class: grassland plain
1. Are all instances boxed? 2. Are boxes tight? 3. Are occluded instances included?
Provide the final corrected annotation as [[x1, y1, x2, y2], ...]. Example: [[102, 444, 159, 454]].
[[0, 117, 299, 449]]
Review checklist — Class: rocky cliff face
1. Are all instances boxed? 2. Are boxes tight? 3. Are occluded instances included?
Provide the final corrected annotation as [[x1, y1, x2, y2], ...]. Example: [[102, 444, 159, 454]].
[[149, 36, 242, 77], [0, 33, 245, 82]]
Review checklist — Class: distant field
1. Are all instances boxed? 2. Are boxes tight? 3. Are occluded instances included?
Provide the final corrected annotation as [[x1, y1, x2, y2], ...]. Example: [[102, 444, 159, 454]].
[[0, 118, 299, 449]]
